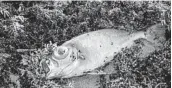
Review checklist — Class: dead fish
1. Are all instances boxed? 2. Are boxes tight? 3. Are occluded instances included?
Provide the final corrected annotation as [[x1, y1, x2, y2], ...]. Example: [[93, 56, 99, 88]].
[[42, 24, 167, 79]]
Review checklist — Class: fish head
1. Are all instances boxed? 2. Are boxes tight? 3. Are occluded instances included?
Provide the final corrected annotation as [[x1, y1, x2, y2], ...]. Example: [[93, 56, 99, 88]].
[[41, 45, 80, 79]]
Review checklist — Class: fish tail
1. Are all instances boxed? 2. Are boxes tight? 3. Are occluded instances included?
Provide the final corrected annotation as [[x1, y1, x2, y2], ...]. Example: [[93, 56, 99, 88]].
[[145, 23, 169, 48]]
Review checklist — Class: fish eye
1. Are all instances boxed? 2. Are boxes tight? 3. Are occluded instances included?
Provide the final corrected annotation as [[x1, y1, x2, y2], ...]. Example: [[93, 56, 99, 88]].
[[52, 46, 69, 60], [58, 47, 66, 55]]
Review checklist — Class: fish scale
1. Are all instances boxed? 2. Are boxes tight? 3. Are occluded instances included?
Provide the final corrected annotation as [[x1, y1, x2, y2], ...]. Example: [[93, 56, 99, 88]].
[[61, 29, 146, 78]]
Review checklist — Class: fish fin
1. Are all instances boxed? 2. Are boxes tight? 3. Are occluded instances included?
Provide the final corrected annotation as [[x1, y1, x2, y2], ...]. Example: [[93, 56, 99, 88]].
[[145, 23, 167, 48]]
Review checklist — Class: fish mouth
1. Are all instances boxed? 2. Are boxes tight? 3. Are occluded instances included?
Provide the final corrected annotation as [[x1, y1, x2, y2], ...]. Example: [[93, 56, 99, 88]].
[[41, 58, 65, 79], [41, 59, 50, 75]]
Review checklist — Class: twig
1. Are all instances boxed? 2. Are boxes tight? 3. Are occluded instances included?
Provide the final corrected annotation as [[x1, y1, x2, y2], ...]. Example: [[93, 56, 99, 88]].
[[16, 49, 37, 52], [155, 83, 166, 88], [0, 48, 37, 53]]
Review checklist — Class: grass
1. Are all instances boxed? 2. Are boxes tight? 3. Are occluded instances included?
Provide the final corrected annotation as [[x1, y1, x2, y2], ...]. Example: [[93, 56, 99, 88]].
[[0, 1, 171, 88]]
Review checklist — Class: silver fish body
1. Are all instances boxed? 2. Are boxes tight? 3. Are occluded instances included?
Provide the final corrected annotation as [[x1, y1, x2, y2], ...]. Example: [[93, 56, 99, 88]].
[[43, 24, 166, 79]]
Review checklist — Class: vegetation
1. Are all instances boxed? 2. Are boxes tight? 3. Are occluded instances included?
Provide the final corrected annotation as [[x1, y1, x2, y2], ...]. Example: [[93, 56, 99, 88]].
[[0, 1, 170, 88]]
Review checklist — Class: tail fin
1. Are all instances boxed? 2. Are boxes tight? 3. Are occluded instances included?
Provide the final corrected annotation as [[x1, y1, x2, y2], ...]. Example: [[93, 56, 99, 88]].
[[145, 23, 169, 48], [137, 24, 169, 57]]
